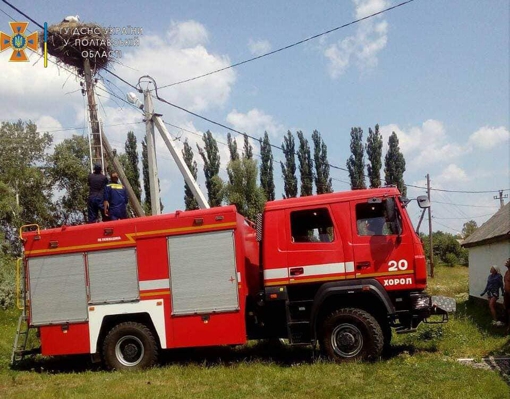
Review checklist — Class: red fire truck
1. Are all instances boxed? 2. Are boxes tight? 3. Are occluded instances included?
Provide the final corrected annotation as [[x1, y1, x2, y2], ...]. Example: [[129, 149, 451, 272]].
[[13, 187, 454, 370]]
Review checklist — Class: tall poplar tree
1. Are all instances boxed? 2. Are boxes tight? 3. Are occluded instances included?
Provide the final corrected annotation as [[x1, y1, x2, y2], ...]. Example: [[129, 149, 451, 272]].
[[182, 139, 199, 211], [347, 127, 366, 190], [243, 134, 253, 160], [123, 131, 141, 201], [366, 124, 383, 188], [197, 130, 223, 207], [280, 130, 298, 198], [259, 131, 275, 201], [384, 132, 407, 196], [227, 132, 239, 162], [297, 131, 313, 196], [312, 130, 333, 194], [227, 133, 239, 185]]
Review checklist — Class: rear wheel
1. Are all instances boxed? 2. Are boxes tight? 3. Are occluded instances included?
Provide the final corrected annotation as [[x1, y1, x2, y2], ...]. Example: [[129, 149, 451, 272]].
[[321, 308, 383, 362], [102, 321, 158, 371]]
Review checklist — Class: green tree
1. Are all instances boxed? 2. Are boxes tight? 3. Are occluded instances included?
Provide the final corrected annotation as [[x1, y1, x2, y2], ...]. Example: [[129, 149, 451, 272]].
[[223, 158, 265, 220], [297, 131, 313, 196], [226, 133, 239, 185], [243, 134, 253, 160], [259, 131, 275, 201], [422, 231, 468, 266], [227, 132, 239, 162], [197, 130, 223, 207], [280, 131, 298, 198], [0, 121, 55, 236], [124, 131, 141, 202], [182, 139, 199, 211], [347, 127, 366, 190], [312, 130, 333, 194], [462, 220, 478, 239], [384, 132, 406, 196], [366, 124, 383, 188], [48, 135, 89, 225]]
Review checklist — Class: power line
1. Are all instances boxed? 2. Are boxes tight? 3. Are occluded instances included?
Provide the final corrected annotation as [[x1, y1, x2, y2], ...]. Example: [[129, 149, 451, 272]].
[[406, 183, 507, 194], [155, 0, 417, 90], [433, 213, 494, 220], [433, 200, 499, 208]]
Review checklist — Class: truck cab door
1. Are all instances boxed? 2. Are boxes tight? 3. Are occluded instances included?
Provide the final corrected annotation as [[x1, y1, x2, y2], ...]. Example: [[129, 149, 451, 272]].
[[282, 206, 348, 285], [351, 197, 415, 288]]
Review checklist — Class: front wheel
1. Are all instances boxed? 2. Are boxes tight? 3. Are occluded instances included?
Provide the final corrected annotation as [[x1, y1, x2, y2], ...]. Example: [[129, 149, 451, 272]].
[[102, 321, 158, 370], [320, 308, 383, 362]]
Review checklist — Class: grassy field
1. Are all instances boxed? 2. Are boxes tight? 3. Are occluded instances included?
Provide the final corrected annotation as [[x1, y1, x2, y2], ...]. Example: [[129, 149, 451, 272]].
[[0, 266, 509, 399]]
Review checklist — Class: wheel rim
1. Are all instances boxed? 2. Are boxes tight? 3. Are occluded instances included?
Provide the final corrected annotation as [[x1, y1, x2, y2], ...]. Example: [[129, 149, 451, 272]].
[[115, 335, 144, 367], [331, 323, 363, 358]]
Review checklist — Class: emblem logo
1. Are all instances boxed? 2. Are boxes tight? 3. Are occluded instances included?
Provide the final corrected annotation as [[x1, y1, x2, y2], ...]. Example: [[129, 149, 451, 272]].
[[0, 22, 39, 62]]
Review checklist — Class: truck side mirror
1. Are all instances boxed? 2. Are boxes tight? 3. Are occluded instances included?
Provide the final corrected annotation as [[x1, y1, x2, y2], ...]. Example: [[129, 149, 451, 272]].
[[417, 195, 430, 209]]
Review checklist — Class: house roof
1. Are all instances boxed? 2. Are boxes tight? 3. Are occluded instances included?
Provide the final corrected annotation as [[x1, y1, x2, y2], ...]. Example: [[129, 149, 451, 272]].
[[462, 201, 510, 247]]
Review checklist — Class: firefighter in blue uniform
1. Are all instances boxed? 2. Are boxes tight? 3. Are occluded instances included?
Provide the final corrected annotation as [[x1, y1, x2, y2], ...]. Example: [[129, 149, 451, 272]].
[[103, 172, 128, 220]]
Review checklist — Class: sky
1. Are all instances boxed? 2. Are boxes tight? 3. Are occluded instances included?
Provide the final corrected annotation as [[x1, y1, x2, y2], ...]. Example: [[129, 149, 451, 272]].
[[0, 0, 508, 235]]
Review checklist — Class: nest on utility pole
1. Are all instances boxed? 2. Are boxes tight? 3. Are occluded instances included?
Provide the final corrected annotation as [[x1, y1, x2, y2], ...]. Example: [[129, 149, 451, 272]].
[[42, 21, 111, 74]]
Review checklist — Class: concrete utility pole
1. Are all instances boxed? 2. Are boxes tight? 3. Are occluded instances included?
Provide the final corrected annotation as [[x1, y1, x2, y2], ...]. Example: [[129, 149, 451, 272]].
[[493, 190, 508, 209], [152, 116, 210, 209], [143, 90, 161, 215], [426, 174, 434, 278]]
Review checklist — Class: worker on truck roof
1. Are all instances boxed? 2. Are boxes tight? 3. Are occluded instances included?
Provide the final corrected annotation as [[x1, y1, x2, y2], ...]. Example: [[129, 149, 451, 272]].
[[87, 163, 108, 223], [103, 172, 128, 220]]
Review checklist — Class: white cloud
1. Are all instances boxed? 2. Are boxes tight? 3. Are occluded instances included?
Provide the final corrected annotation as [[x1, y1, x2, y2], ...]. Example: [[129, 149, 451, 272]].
[[324, 0, 389, 78], [380, 119, 470, 169], [436, 164, 469, 183], [353, 0, 388, 19], [0, 57, 83, 122], [248, 39, 272, 56], [226, 108, 286, 139], [468, 126, 509, 150], [116, 21, 235, 116], [166, 20, 209, 49]]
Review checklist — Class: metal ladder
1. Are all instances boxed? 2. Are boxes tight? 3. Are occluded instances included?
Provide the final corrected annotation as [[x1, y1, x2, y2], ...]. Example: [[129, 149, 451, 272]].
[[10, 256, 39, 366]]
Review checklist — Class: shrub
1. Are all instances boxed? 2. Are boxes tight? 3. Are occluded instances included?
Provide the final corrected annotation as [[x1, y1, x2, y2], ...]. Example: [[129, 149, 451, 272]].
[[445, 253, 458, 267], [0, 255, 15, 310]]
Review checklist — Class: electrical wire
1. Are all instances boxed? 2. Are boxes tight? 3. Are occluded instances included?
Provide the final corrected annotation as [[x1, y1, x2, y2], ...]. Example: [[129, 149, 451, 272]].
[[155, 0, 418, 90]]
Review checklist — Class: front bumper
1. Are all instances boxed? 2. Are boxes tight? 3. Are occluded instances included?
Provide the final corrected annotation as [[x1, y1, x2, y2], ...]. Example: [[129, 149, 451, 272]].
[[393, 293, 456, 333]]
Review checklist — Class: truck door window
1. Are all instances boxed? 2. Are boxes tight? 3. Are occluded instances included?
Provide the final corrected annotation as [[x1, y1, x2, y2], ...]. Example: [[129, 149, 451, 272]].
[[356, 200, 399, 236], [290, 208, 334, 243]]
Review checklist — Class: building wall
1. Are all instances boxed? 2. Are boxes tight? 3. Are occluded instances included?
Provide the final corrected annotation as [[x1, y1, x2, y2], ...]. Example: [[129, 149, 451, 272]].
[[468, 240, 510, 304]]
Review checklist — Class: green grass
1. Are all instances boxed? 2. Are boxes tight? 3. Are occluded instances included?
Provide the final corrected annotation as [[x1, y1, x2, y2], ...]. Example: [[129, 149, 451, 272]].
[[0, 265, 508, 398]]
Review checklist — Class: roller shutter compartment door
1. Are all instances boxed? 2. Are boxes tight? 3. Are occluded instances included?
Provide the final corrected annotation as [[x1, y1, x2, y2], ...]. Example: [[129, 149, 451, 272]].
[[28, 253, 88, 325], [168, 230, 239, 315], [87, 248, 139, 304]]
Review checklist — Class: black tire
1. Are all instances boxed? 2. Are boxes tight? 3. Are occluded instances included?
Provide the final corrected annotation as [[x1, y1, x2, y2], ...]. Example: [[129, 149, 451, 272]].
[[320, 308, 383, 362], [102, 321, 158, 371]]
